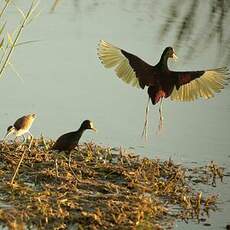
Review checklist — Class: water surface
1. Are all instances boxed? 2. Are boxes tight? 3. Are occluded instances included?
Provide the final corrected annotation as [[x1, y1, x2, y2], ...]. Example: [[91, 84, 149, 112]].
[[0, 1, 229, 229]]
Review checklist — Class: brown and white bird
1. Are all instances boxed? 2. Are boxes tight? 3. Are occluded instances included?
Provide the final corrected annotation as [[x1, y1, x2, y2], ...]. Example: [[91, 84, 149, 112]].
[[4, 113, 36, 141], [97, 40, 230, 136]]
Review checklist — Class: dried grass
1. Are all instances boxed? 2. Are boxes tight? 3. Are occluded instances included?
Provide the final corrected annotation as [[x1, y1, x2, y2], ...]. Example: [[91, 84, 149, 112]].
[[0, 139, 224, 229]]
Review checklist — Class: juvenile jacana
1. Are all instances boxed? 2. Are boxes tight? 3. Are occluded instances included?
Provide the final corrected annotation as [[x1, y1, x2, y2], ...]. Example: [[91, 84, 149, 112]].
[[97, 40, 230, 136], [4, 113, 36, 141], [53, 120, 97, 151]]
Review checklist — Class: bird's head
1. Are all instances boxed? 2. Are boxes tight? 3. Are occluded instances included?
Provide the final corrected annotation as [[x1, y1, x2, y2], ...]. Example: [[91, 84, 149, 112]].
[[164, 47, 177, 61], [80, 120, 97, 132], [4, 125, 16, 139], [30, 113, 36, 120]]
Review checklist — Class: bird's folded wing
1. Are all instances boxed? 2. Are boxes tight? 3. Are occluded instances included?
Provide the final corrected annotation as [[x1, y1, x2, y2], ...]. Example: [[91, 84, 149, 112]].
[[14, 116, 28, 130], [170, 67, 230, 101], [98, 40, 154, 89]]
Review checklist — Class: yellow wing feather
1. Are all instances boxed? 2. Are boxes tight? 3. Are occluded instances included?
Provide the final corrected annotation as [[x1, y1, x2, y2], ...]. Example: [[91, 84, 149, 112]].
[[171, 67, 229, 101], [98, 40, 140, 88]]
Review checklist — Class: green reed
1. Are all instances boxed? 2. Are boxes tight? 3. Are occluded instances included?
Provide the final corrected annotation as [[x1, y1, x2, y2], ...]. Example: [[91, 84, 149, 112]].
[[0, 0, 39, 79]]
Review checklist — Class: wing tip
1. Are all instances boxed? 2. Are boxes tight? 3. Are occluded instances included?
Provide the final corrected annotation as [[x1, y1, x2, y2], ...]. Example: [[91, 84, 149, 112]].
[[97, 39, 107, 66], [97, 40, 141, 88]]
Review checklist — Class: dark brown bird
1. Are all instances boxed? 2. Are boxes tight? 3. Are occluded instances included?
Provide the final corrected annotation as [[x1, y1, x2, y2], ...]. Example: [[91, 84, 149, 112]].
[[4, 113, 36, 141], [52, 120, 97, 151], [98, 40, 230, 136]]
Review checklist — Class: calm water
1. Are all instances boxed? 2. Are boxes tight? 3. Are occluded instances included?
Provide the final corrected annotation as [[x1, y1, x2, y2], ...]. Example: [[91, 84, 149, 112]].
[[0, 0, 230, 229]]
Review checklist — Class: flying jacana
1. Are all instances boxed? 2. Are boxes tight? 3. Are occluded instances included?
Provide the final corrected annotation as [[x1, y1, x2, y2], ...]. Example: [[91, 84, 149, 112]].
[[4, 113, 36, 141], [52, 120, 97, 151], [97, 40, 230, 136]]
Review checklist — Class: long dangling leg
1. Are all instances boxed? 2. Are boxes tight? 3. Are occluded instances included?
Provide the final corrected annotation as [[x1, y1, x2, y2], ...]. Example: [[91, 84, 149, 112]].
[[158, 98, 164, 133], [141, 97, 150, 140]]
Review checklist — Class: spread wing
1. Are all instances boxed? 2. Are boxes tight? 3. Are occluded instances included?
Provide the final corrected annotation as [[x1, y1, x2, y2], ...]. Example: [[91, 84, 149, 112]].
[[97, 40, 154, 89], [170, 67, 230, 101]]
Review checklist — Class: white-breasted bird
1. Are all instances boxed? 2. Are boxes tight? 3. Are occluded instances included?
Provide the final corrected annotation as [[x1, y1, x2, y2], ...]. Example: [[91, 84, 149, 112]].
[[4, 113, 36, 141]]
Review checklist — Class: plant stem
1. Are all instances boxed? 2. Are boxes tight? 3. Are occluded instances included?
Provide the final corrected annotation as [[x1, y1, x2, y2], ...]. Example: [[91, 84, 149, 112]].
[[0, 1, 36, 79], [0, 0, 11, 19], [11, 150, 26, 184]]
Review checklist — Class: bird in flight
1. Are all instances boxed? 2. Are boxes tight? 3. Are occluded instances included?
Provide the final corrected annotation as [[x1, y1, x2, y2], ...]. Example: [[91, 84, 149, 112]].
[[97, 40, 230, 138]]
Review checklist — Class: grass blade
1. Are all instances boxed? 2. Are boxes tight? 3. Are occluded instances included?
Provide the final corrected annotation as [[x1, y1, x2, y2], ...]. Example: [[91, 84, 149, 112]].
[[0, 38, 4, 49], [0, 22, 6, 36], [0, 0, 39, 79], [0, 0, 11, 19]]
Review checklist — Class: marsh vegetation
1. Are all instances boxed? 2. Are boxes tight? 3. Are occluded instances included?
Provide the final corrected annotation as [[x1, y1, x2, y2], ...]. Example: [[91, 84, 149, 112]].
[[0, 0, 40, 80], [0, 139, 224, 229]]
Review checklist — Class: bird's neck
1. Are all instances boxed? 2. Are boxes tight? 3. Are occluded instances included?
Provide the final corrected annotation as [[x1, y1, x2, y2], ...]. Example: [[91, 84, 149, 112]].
[[159, 53, 169, 71], [76, 127, 86, 136]]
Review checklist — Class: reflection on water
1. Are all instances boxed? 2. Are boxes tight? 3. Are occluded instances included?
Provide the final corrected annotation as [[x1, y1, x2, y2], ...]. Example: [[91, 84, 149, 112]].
[[0, 1, 230, 229], [159, 0, 230, 63], [68, 0, 230, 64], [50, 0, 62, 13]]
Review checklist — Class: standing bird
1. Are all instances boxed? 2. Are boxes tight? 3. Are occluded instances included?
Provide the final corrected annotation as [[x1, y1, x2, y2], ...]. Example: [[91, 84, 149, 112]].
[[97, 40, 230, 136], [52, 120, 97, 151], [4, 113, 36, 141], [52, 120, 96, 179]]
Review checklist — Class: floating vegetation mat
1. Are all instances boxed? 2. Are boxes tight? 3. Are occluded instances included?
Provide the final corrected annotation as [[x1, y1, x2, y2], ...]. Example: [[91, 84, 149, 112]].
[[0, 139, 224, 229]]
